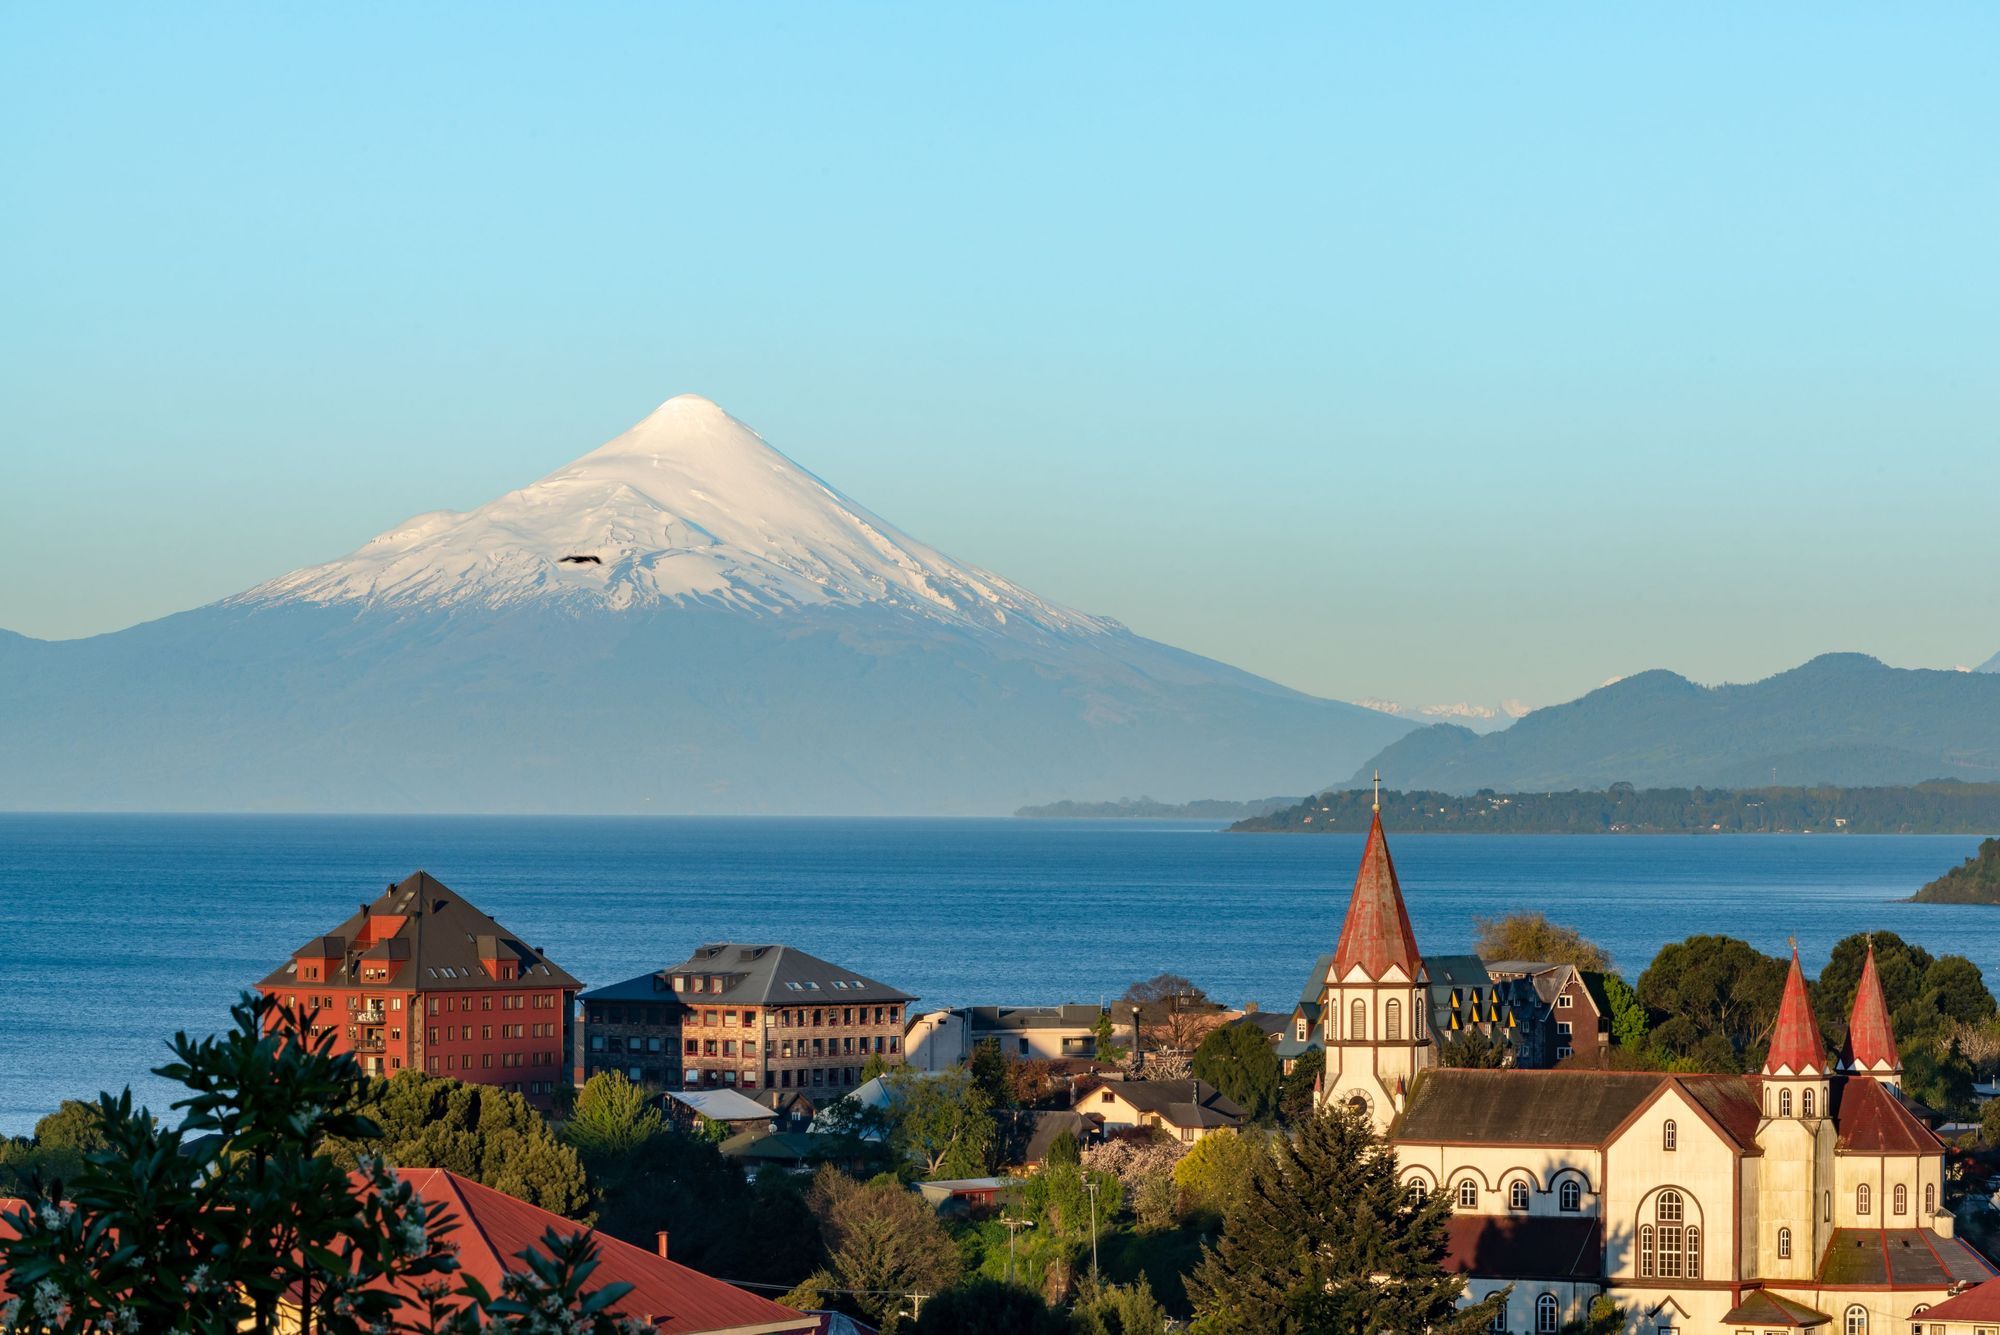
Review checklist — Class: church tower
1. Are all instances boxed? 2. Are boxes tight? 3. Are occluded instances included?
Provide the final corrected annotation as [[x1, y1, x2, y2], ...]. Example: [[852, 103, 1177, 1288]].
[[1838, 939, 1901, 1089], [1319, 785, 1430, 1132], [1755, 942, 1835, 1279]]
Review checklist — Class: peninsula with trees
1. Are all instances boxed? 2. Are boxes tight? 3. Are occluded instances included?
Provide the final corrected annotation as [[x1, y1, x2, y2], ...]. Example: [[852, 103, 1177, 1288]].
[[1910, 837, 2000, 903], [1229, 780, 2000, 834]]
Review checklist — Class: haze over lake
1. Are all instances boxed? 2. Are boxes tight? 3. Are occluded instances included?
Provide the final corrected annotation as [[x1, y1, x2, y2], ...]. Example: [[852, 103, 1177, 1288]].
[[3, 814, 1990, 1135]]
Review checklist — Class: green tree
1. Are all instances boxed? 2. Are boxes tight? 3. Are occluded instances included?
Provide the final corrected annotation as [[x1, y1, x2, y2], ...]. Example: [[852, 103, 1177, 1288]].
[[1192, 1023, 1281, 1122], [1021, 1160, 1121, 1240], [886, 1067, 996, 1179], [1435, 1029, 1510, 1069], [329, 1069, 590, 1220], [1601, 974, 1650, 1050], [1091, 1011, 1128, 1066], [1172, 1128, 1263, 1221], [807, 1166, 961, 1327], [1044, 1130, 1082, 1167], [1473, 913, 1611, 971], [862, 1051, 893, 1083], [1636, 935, 1789, 1071], [31, 1099, 113, 1155], [564, 1071, 665, 1158], [970, 1039, 1012, 1109], [1277, 1048, 1324, 1126], [1562, 1295, 1626, 1335], [1186, 1104, 1507, 1334], [1074, 1278, 1171, 1335], [913, 1278, 1070, 1334], [1815, 931, 1995, 1061]]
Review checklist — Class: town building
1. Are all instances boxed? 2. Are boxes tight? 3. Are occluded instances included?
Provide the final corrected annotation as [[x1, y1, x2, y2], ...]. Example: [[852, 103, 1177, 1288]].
[[904, 1003, 1113, 1071], [256, 871, 579, 1109], [582, 943, 912, 1102], [1484, 959, 1614, 1067], [1311, 805, 1997, 1333], [1074, 1075, 1245, 1143]]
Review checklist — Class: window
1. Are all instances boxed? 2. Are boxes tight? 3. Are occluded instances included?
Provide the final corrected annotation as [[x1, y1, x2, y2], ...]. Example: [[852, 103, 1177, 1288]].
[[1824, 1190, 1832, 1223], [1536, 1294, 1560, 1333], [1643, 1192, 1688, 1279], [1458, 1179, 1479, 1209], [1662, 1119, 1677, 1151], [1557, 1021, 1571, 1037], [1415, 1003, 1426, 1039], [1488, 1310, 1506, 1334], [1685, 1225, 1700, 1279], [1780, 1088, 1793, 1117], [1558, 993, 1574, 1008], [1510, 1180, 1530, 1210], [1639, 1225, 1654, 1278], [1351, 999, 1367, 1041], [1844, 1306, 1867, 1335], [1857, 1184, 1871, 1216], [1894, 1184, 1907, 1216], [1296, 1018, 1308, 1042], [1778, 1226, 1792, 1259], [1559, 1180, 1581, 1212], [1409, 1178, 1429, 1204], [1557, 1045, 1572, 1060], [1925, 1183, 1936, 1216], [1803, 1089, 1815, 1117]]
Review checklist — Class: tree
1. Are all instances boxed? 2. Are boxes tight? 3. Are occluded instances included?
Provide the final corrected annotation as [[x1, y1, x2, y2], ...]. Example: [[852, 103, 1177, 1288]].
[[1044, 1130, 1082, 1167], [969, 1038, 1012, 1108], [564, 1071, 666, 1158], [886, 1067, 996, 1179], [1815, 931, 1996, 1060], [807, 1166, 961, 1326], [30, 1099, 112, 1155], [1435, 1029, 1510, 1069], [1277, 1048, 1324, 1126], [1602, 973, 1650, 1050], [1021, 1160, 1121, 1241], [1636, 936, 1789, 1071], [1562, 1295, 1626, 1335], [1172, 1128, 1264, 1220], [329, 1069, 591, 1220], [913, 1278, 1070, 1335], [1008, 1059, 1062, 1110], [1192, 1024, 1280, 1122], [1472, 913, 1611, 971], [0, 993, 640, 1335], [1186, 1104, 1507, 1334], [1121, 974, 1222, 1054], [862, 1051, 892, 1083], [1090, 1011, 1128, 1066], [1074, 1277, 1171, 1335]]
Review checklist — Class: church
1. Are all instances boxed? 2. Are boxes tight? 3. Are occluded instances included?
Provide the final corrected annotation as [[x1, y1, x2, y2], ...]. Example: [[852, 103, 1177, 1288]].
[[1313, 805, 1995, 1334]]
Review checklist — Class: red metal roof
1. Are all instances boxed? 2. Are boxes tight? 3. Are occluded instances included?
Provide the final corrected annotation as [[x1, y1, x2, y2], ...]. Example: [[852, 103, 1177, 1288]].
[[1763, 946, 1829, 1077], [1331, 811, 1423, 980], [1840, 941, 1901, 1074], [1911, 1274, 2000, 1322], [384, 1169, 814, 1334], [1833, 1077, 1944, 1156]]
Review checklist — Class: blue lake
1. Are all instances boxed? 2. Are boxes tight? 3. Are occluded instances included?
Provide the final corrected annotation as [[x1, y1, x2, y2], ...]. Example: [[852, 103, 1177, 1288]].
[[1, 814, 1991, 1135]]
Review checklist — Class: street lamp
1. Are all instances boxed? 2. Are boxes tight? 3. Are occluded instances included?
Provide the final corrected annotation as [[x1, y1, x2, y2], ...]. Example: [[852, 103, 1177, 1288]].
[[1085, 1176, 1100, 1288]]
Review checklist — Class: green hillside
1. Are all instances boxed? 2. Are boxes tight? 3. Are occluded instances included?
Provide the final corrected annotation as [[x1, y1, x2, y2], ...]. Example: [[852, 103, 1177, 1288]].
[[1910, 838, 2000, 902]]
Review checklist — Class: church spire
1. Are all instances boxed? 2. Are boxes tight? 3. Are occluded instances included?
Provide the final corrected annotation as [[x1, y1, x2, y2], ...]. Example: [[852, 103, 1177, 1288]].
[[1840, 938, 1900, 1078], [1763, 941, 1829, 1077], [1331, 809, 1423, 979]]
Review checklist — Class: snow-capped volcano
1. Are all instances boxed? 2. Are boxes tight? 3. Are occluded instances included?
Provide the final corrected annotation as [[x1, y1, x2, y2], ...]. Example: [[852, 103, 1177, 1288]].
[[0, 394, 1417, 814], [243, 395, 1107, 636]]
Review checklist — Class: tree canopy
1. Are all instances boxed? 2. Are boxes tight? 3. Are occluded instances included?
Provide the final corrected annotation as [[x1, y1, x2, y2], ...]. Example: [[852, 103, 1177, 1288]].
[[563, 1071, 666, 1159], [1192, 1024, 1280, 1122], [1472, 912, 1611, 971], [1635, 935, 1788, 1072], [885, 1067, 998, 1180], [1120, 975, 1223, 1054]]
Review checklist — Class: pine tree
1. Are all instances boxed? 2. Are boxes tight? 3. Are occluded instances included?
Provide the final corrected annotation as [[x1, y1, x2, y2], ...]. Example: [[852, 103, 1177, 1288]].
[[1186, 1104, 1507, 1334]]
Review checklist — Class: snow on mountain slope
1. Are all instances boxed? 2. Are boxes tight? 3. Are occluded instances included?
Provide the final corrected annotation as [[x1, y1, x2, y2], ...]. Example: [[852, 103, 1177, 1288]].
[[239, 395, 1111, 638]]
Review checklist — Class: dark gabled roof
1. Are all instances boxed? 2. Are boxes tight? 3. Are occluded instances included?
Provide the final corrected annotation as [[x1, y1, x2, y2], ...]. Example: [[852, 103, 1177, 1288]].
[[1228, 1011, 1289, 1039], [258, 872, 580, 993], [1721, 1291, 1831, 1327], [1425, 954, 1493, 989], [1815, 1228, 1996, 1288], [1297, 953, 1335, 1007], [581, 944, 912, 1007], [1395, 1069, 1669, 1146], [1442, 1216, 1600, 1280], [1678, 1074, 1765, 1150], [967, 1004, 1102, 1032], [1082, 1076, 1245, 1128], [1832, 1076, 1945, 1155]]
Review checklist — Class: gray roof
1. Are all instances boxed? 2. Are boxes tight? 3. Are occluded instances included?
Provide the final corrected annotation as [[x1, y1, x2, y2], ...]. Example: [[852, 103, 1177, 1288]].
[[581, 942, 913, 1007], [259, 871, 580, 993], [668, 1088, 775, 1123], [1297, 953, 1335, 1006], [1085, 1076, 1245, 1129], [965, 1004, 1102, 1032], [1396, 1069, 1669, 1146], [1229, 1011, 1289, 1038], [1424, 954, 1493, 989]]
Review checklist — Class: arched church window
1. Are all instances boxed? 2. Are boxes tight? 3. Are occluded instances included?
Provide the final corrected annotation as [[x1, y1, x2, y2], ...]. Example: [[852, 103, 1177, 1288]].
[[1458, 1179, 1479, 1209], [1685, 1224, 1700, 1279], [1510, 1180, 1529, 1210], [1535, 1293, 1559, 1333], [1351, 999, 1367, 1041], [1824, 1190, 1831, 1223], [1653, 1191, 1686, 1279], [1488, 1308, 1505, 1334], [1857, 1183, 1871, 1215], [1778, 1226, 1792, 1259], [1639, 1224, 1655, 1278], [1925, 1183, 1936, 1216], [1559, 1179, 1581, 1212], [1415, 1002, 1427, 1039], [1803, 1088, 1815, 1117], [1843, 1304, 1867, 1335], [1662, 1119, 1677, 1151], [1386, 998, 1403, 1041], [1780, 1087, 1793, 1117], [1893, 1183, 1907, 1215], [1408, 1177, 1428, 1204]]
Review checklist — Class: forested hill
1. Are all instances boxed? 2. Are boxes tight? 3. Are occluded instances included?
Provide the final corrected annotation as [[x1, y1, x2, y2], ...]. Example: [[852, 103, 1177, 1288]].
[[1349, 654, 2000, 794], [1017, 795, 1298, 819], [1231, 781, 2000, 834], [1910, 839, 2000, 902]]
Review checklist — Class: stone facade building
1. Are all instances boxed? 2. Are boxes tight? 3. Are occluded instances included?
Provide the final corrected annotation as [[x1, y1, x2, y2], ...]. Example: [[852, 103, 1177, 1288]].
[[582, 943, 912, 1104]]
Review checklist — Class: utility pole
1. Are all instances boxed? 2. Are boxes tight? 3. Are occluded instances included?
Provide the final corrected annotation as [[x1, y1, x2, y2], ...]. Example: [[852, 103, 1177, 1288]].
[[1000, 1215, 1035, 1285], [1085, 1176, 1100, 1288]]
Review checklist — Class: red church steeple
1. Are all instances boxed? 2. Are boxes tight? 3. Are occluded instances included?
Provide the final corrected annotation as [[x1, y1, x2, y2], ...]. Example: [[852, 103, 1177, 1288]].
[[1331, 803, 1422, 981], [1840, 939, 1900, 1078], [1763, 943, 1829, 1077]]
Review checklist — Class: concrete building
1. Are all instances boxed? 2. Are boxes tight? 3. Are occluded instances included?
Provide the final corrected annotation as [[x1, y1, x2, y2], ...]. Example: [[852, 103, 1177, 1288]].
[[904, 1003, 1113, 1071]]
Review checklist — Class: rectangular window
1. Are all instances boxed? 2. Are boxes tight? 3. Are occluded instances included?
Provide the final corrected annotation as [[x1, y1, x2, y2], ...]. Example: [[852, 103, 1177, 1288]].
[[1557, 1021, 1572, 1037], [1558, 994, 1573, 1008]]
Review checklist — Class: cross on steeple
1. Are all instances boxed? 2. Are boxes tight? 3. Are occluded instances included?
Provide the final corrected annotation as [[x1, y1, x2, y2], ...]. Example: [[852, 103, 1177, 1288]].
[[1373, 770, 1381, 813]]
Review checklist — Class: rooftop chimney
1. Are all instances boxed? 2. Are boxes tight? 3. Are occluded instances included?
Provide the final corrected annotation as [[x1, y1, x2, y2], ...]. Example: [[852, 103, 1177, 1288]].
[[655, 1230, 669, 1260]]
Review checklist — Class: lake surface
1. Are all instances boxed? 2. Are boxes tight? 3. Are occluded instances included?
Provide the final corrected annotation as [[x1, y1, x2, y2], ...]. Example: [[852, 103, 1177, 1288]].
[[1, 815, 1992, 1135]]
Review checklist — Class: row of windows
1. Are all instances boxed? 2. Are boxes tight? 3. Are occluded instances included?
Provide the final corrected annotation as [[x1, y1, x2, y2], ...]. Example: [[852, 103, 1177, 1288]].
[[1424, 1178, 1585, 1212], [683, 1065, 866, 1090], [428, 1023, 554, 1043], [425, 1051, 560, 1072], [428, 993, 555, 1014], [1325, 996, 1428, 1042], [1487, 1292, 1568, 1334], [589, 1004, 906, 1029], [1855, 1182, 1934, 1216]]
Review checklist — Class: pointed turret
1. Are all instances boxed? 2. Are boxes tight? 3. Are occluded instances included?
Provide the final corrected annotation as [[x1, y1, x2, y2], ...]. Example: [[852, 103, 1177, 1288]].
[[1839, 939, 1901, 1083], [1331, 811, 1423, 980], [1763, 944, 1829, 1078]]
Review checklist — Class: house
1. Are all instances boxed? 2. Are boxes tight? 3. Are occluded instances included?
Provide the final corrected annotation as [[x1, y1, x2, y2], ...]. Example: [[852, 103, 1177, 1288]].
[[667, 1087, 777, 1137], [1894, 1273, 2000, 1332], [997, 1108, 1097, 1167], [1483, 959, 1613, 1066], [303, 1168, 817, 1333], [913, 1177, 1012, 1211], [1075, 1076, 1245, 1143], [582, 944, 913, 1104], [255, 872, 581, 1109], [904, 1003, 1113, 1071], [1311, 805, 1998, 1334]]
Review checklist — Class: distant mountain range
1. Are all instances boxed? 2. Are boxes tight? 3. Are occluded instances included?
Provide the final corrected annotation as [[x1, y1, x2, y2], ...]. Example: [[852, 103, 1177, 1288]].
[[1350, 654, 2000, 794], [0, 396, 1413, 815]]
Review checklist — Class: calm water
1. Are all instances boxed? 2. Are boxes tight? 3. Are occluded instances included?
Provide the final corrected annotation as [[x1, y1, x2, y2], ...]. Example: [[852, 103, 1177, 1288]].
[[1, 815, 1993, 1135]]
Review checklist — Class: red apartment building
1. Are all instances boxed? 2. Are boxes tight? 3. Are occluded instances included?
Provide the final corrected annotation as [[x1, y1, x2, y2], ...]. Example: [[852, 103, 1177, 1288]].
[[257, 871, 581, 1109]]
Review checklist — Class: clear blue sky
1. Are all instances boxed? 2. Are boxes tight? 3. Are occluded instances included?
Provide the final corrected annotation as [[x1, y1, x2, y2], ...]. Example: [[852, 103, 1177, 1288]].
[[4, 5, 1996, 709]]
